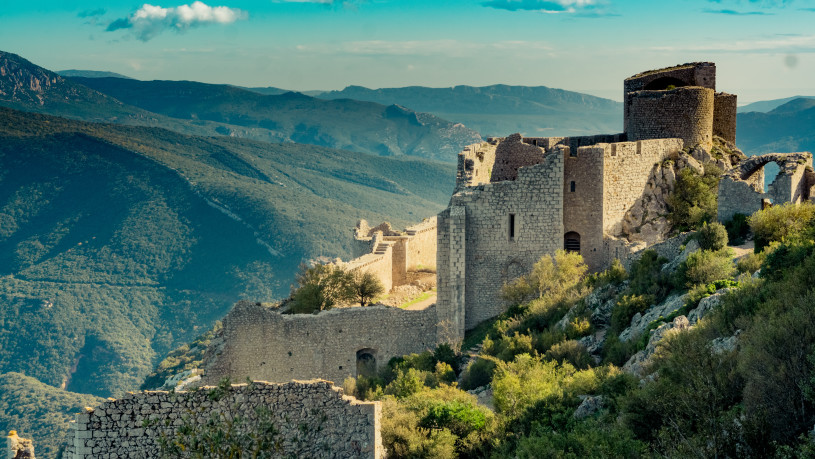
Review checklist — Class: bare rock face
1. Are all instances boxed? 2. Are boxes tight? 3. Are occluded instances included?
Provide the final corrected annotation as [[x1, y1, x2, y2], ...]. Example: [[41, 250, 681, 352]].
[[619, 138, 746, 245], [574, 395, 606, 420]]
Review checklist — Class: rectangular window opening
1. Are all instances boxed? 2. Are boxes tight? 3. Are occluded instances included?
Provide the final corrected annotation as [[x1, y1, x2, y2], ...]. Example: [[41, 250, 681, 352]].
[[570, 181, 576, 192], [509, 214, 516, 241]]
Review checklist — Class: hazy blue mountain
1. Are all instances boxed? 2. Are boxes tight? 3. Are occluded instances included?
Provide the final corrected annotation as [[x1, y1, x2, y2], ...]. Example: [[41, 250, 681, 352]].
[[0, 107, 453, 403], [737, 98, 815, 155], [738, 96, 815, 113], [242, 86, 325, 97], [57, 69, 133, 79], [70, 76, 482, 162], [313, 84, 623, 137]]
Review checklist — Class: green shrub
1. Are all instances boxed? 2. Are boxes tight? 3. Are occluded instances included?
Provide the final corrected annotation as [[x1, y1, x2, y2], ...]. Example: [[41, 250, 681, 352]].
[[610, 294, 652, 334], [386, 368, 428, 398], [419, 399, 488, 438], [602, 334, 639, 367], [350, 270, 384, 307], [749, 202, 815, 251], [761, 242, 815, 281], [460, 357, 496, 391], [544, 340, 593, 370], [667, 165, 722, 232], [697, 221, 728, 251], [627, 250, 671, 301], [502, 250, 588, 304], [737, 251, 766, 274], [725, 213, 750, 245], [588, 258, 627, 288], [674, 248, 736, 288]]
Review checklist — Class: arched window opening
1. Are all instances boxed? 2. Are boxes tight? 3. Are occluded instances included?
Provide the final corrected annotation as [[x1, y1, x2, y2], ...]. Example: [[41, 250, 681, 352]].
[[356, 349, 377, 379], [564, 232, 581, 253]]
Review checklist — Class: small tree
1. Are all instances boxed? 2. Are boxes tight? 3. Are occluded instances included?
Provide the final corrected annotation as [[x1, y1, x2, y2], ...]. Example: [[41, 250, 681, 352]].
[[290, 263, 354, 313], [351, 271, 385, 307], [697, 221, 729, 251]]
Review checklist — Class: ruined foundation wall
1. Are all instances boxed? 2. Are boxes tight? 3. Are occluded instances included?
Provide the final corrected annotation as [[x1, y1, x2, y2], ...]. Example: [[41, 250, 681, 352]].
[[627, 87, 714, 149], [65, 381, 382, 459], [436, 206, 466, 342], [440, 153, 564, 330], [713, 92, 737, 144], [203, 302, 438, 385], [717, 177, 765, 223]]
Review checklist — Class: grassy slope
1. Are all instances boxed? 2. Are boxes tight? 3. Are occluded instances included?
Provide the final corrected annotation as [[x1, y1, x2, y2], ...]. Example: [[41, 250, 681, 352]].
[[0, 107, 454, 400]]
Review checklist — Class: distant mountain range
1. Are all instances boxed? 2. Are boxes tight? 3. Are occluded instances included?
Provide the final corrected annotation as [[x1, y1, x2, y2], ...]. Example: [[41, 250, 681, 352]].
[[57, 69, 133, 79], [289, 84, 622, 138], [737, 97, 815, 155], [738, 96, 815, 113], [1, 51, 480, 162]]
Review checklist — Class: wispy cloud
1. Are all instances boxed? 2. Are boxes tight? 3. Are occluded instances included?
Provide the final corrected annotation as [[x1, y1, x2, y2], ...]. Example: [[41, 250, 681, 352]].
[[652, 33, 815, 54], [295, 40, 553, 58], [78, 8, 107, 18], [106, 1, 247, 41], [703, 8, 772, 14], [482, 0, 602, 13]]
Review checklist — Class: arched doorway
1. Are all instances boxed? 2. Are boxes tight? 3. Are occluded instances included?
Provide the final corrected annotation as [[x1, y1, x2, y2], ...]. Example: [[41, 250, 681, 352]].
[[356, 348, 377, 378], [564, 232, 580, 253]]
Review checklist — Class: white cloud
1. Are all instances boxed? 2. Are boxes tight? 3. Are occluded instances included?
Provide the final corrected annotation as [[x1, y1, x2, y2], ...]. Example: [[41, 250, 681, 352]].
[[482, 0, 599, 13], [107, 1, 247, 41], [651, 34, 815, 54]]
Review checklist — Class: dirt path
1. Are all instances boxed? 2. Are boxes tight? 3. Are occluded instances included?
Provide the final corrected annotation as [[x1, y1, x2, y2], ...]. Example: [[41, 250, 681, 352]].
[[405, 293, 437, 310], [731, 240, 755, 258]]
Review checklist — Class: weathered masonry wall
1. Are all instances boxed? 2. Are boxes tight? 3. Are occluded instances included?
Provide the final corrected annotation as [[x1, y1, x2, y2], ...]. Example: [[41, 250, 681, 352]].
[[203, 302, 438, 385], [403, 218, 437, 271], [563, 144, 605, 271], [344, 242, 394, 292], [490, 133, 547, 182], [627, 87, 714, 149], [64, 380, 382, 459], [349, 218, 437, 290], [436, 206, 467, 342], [456, 139, 499, 190], [713, 92, 737, 144], [6, 432, 35, 459], [624, 62, 716, 133], [718, 152, 815, 222], [602, 139, 684, 235], [438, 148, 564, 331]]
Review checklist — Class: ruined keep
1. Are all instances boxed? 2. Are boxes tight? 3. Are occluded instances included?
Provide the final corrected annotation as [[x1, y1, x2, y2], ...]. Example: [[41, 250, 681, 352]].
[[435, 61, 812, 336]]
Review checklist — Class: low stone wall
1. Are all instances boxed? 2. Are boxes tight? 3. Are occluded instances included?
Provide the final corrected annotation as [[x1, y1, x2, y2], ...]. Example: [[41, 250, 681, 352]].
[[203, 301, 439, 385], [64, 380, 382, 459]]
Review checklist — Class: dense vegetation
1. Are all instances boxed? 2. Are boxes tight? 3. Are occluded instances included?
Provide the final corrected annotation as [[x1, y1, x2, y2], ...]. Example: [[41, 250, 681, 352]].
[[328, 203, 815, 457]]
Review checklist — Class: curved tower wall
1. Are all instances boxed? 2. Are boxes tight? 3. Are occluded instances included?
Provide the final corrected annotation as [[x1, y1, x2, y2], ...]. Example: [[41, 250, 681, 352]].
[[626, 87, 715, 149]]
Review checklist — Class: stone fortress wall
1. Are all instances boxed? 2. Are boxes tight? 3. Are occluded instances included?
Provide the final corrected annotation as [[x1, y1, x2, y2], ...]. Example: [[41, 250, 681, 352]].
[[202, 301, 438, 386], [436, 62, 746, 335], [437, 137, 565, 332], [347, 218, 437, 290], [63, 380, 382, 459]]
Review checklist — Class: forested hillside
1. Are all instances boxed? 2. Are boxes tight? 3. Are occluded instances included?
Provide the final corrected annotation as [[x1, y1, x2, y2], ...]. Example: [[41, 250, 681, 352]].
[[0, 107, 452, 406]]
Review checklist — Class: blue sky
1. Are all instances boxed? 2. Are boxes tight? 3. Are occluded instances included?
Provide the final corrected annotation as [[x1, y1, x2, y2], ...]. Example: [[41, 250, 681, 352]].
[[2, 0, 814, 102]]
